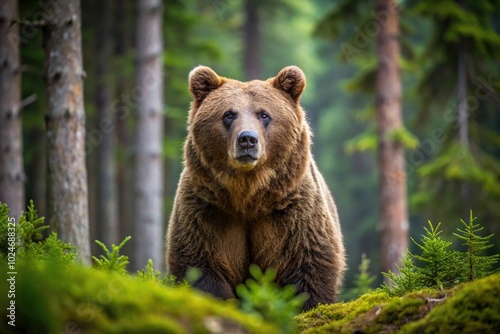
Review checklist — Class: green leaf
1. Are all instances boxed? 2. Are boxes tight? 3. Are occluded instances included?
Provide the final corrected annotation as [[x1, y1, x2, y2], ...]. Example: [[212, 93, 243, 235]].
[[388, 127, 420, 149], [345, 127, 378, 154]]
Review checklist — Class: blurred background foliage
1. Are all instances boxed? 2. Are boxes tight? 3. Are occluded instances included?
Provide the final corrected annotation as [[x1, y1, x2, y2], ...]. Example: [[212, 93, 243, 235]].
[[16, 0, 500, 299]]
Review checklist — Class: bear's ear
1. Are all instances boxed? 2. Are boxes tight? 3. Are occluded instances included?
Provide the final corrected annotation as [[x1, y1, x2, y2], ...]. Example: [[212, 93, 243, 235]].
[[272, 66, 306, 103], [189, 66, 224, 105]]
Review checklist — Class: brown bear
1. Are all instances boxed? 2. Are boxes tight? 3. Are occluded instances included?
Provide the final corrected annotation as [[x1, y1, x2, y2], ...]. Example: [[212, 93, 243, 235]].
[[166, 65, 346, 311]]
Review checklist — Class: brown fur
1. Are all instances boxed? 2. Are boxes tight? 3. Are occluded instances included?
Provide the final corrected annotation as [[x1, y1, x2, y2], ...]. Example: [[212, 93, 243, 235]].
[[166, 66, 346, 310]]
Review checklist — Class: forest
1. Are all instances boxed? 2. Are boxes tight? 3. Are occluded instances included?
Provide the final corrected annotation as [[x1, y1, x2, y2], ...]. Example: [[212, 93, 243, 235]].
[[1, 0, 500, 333]]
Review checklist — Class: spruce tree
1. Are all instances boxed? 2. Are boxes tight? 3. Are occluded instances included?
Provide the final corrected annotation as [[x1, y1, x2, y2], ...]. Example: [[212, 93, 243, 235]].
[[453, 210, 499, 281], [382, 250, 423, 296], [383, 214, 499, 296], [411, 221, 461, 289]]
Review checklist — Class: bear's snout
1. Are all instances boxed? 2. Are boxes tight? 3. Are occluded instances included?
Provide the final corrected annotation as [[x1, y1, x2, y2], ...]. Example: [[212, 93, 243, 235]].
[[238, 130, 259, 149], [231, 129, 262, 169]]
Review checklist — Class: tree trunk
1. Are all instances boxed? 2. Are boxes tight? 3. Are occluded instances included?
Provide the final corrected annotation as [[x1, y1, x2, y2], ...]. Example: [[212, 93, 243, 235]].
[[43, 0, 90, 264], [79, 0, 98, 255], [133, 0, 164, 270], [95, 0, 118, 247], [27, 128, 47, 218], [243, 0, 261, 80], [114, 0, 134, 256], [0, 0, 24, 218], [376, 0, 408, 276]]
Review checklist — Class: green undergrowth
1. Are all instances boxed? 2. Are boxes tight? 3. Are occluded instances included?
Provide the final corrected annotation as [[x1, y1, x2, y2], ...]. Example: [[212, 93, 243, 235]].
[[2, 202, 500, 333], [294, 273, 500, 333], [295, 210, 500, 333], [0, 201, 280, 333], [0, 261, 276, 334], [294, 291, 393, 333]]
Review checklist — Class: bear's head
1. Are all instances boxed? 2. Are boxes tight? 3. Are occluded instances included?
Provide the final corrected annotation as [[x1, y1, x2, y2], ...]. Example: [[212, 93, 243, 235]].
[[185, 66, 311, 205]]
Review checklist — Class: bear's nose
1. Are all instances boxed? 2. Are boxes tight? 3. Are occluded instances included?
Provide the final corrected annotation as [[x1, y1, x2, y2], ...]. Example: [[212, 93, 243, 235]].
[[238, 130, 259, 149]]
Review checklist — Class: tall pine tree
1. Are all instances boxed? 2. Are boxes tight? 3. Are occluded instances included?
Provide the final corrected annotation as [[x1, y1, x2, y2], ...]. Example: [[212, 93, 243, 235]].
[[410, 1, 500, 226]]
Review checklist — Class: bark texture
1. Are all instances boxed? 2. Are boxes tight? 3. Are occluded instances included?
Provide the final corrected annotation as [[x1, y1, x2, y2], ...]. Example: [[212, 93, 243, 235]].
[[114, 0, 134, 254], [376, 0, 409, 275], [243, 0, 261, 80], [134, 0, 164, 270], [95, 0, 118, 247], [43, 0, 90, 263], [0, 0, 24, 218]]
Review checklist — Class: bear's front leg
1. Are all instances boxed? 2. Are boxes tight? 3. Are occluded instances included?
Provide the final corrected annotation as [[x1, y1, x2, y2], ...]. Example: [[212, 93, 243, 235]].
[[167, 220, 236, 298], [167, 197, 248, 300], [251, 213, 343, 311], [191, 269, 235, 299]]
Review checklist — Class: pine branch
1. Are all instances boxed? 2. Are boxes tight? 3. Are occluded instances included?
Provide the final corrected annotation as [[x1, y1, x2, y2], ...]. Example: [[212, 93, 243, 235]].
[[92, 236, 131, 274]]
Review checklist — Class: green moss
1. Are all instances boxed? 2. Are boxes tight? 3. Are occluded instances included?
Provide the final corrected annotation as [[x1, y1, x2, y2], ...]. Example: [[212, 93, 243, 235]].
[[293, 291, 392, 333], [401, 273, 500, 333], [378, 290, 440, 324], [0, 262, 277, 334], [293, 275, 500, 333], [2, 201, 499, 333], [344, 289, 443, 333]]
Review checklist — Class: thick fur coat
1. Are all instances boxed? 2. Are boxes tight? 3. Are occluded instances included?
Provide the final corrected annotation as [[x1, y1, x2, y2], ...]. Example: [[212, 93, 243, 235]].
[[166, 66, 346, 310]]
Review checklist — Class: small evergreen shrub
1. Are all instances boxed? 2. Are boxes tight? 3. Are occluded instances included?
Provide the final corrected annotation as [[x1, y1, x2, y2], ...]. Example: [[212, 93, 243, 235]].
[[382, 250, 422, 297], [0, 200, 76, 264], [137, 258, 165, 281], [411, 221, 461, 289], [136, 259, 196, 287], [453, 210, 499, 281], [343, 253, 377, 299], [383, 211, 499, 296], [92, 236, 131, 275]]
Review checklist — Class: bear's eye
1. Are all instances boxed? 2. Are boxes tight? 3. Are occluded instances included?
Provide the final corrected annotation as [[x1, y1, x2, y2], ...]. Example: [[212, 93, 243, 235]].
[[259, 112, 271, 126], [223, 111, 236, 127]]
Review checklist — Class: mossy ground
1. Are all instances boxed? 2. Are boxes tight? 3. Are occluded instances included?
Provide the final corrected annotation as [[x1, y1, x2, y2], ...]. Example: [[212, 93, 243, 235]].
[[0, 262, 277, 334], [294, 291, 392, 333], [2, 204, 498, 333], [1, 262, 499, 333], [294, 273, 500, 334]]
